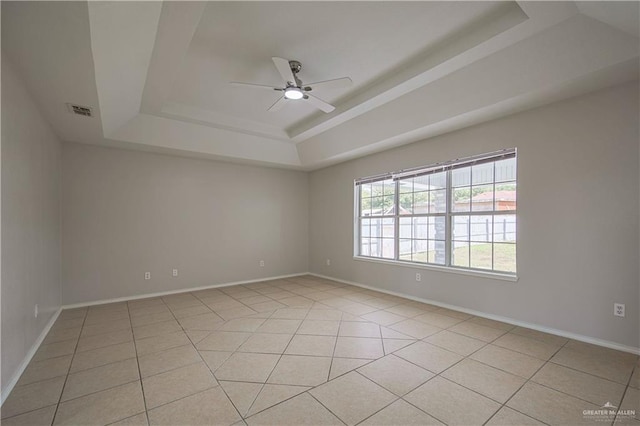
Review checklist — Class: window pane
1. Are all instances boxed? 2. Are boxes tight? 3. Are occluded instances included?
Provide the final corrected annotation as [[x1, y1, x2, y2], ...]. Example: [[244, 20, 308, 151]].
[[430, 172, 446, 189], [409, 239, 427, 261], [414, 175, 429, 190], [399, 193, 412, 215], [369, 218, 383, 238], [382, 218, 395, 238], [360, 201, 372, 217], [452, 242, 469, 267], [360, 238, 371, 256], [360, 183, 372, 198], [430, 216, 446, 241], [370, 238, 382, 257], [431, 189, 447, 213], [432, 240, 446, 265], [383, 179, 395, 196], [381, 238, 395, 259], [399, 239, 412, 260], [493, 215, 516, 243], [413, 217, 428, 239], [360, 219, 371, 238], [472, 162, 494, 185], [452, 167, 471, 187], [383, 195, 395, 214], [471, 184, 494, 212], [370, 181, 384, 197], [399, 218, 412, 238], [470, 215, 492, 243], [470, 243, 493, 270], [398, 179, 413, 194], [495, 181, 516, 211], [495, 158, 516, 182], [369, 196, 384, 215], [413, 191, 429, 214], [494, 243, 516, 272], [359, 184, 372, 216], [453, 187, 471, 212], [453, 215, 469, 242]]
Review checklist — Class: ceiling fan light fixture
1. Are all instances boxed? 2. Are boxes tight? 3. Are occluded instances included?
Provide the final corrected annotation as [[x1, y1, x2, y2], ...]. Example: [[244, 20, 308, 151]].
[[284, 87, 304, 100]]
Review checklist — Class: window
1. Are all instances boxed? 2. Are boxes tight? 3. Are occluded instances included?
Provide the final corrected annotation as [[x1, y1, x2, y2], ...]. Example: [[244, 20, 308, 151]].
[[355, 149, 516, 275]]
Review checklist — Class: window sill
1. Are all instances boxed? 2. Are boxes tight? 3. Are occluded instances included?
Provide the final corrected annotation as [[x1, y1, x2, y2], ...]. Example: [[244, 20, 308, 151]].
[[352, 256, 519, 282]]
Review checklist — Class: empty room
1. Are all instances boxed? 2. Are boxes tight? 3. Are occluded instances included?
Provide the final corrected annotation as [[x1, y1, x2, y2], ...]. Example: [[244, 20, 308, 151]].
[[1, 1, 639, 425]]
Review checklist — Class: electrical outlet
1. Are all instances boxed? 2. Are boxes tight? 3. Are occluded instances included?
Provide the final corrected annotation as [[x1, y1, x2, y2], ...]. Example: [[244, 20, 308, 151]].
[[144, 272, 151, 280], [326, 259, 331, 266], [259, 260, 265, 267], [34, 304, 38, 319], [172, 269, 178, 277], [614, 303, 625, 317], [415, 273, 421, 282]]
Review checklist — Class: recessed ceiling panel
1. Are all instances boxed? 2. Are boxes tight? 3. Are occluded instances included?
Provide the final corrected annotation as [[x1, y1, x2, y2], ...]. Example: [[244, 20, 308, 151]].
[[167, 1, 507, 133]]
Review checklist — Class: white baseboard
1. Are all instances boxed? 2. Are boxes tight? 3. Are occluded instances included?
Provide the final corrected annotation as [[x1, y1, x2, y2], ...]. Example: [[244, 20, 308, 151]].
[[310, 272, 640, 356], [2, 273, 307, 405], [1, 307, 62, 406], [62, 272, 308, 310]]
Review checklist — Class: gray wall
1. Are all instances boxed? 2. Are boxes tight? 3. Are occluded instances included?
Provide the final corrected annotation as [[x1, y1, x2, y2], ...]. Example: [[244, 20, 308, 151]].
[[62, 143, 309, 304], [1, 54, 62, 393], [309, 82, 640, 349]]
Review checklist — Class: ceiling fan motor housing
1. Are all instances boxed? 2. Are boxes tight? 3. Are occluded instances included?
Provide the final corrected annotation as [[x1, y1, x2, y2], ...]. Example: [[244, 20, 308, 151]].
[[288, 60, 302, 87], [289, 60, 302, 74]]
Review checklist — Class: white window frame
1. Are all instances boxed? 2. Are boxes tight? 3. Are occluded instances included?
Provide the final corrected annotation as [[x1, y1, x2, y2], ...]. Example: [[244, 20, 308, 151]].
[[354, 149, 517, 280]]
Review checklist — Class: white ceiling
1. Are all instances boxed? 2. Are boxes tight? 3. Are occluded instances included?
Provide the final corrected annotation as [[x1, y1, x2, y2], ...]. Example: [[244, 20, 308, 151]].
[[169, 2, 508, 130], [2, 1, 639, 170]]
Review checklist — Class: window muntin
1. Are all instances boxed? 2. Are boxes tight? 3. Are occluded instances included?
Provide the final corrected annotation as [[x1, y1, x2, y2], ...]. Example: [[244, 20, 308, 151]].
[[355, 150, 516, 274]]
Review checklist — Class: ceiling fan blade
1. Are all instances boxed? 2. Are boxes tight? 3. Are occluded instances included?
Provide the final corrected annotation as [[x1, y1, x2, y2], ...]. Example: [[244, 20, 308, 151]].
[[230, 82, 281, 91], [305, 77, 352, 91], [272, 57, 297, 85], [304, 94, 335, 113], [268, 96, 287, 112]]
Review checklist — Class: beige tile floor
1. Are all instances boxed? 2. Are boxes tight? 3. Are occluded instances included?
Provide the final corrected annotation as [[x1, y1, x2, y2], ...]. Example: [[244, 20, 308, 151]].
[[2, 275, 639, 426]]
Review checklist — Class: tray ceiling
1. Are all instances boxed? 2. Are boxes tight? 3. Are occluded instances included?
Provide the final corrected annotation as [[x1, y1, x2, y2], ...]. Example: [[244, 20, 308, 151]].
[[2, 1, 638, 169]]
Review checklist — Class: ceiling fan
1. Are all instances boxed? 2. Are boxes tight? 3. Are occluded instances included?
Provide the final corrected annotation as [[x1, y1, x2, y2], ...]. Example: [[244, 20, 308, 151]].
[[230, 57, 352, 113]]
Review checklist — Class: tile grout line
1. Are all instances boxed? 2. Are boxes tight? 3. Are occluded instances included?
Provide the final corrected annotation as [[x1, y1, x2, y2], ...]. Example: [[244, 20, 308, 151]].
[[242, 305, 311, 419], [50, 308, 89, 425], [197, 281, 321, 419], [611, 357, 636, 425], [325, 309, 344, 384], [612, 356, 640, 424], [125, 299, 150, 424], [235, 280, 336, 420], [389, 321, 523, 425], [162, 292, 244, 423], [305, 391, 349, 426], [480, 337, 571, 426], [0, 313, 86, 423], [242, 282, 421, 423], [349, 370, 408, 426], [497, 341, 638, 410], [242, 287, 379, 421]]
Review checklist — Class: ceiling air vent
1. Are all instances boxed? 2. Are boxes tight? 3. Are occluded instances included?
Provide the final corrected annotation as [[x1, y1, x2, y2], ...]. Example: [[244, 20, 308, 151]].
[[66, 103, 93, 117]]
